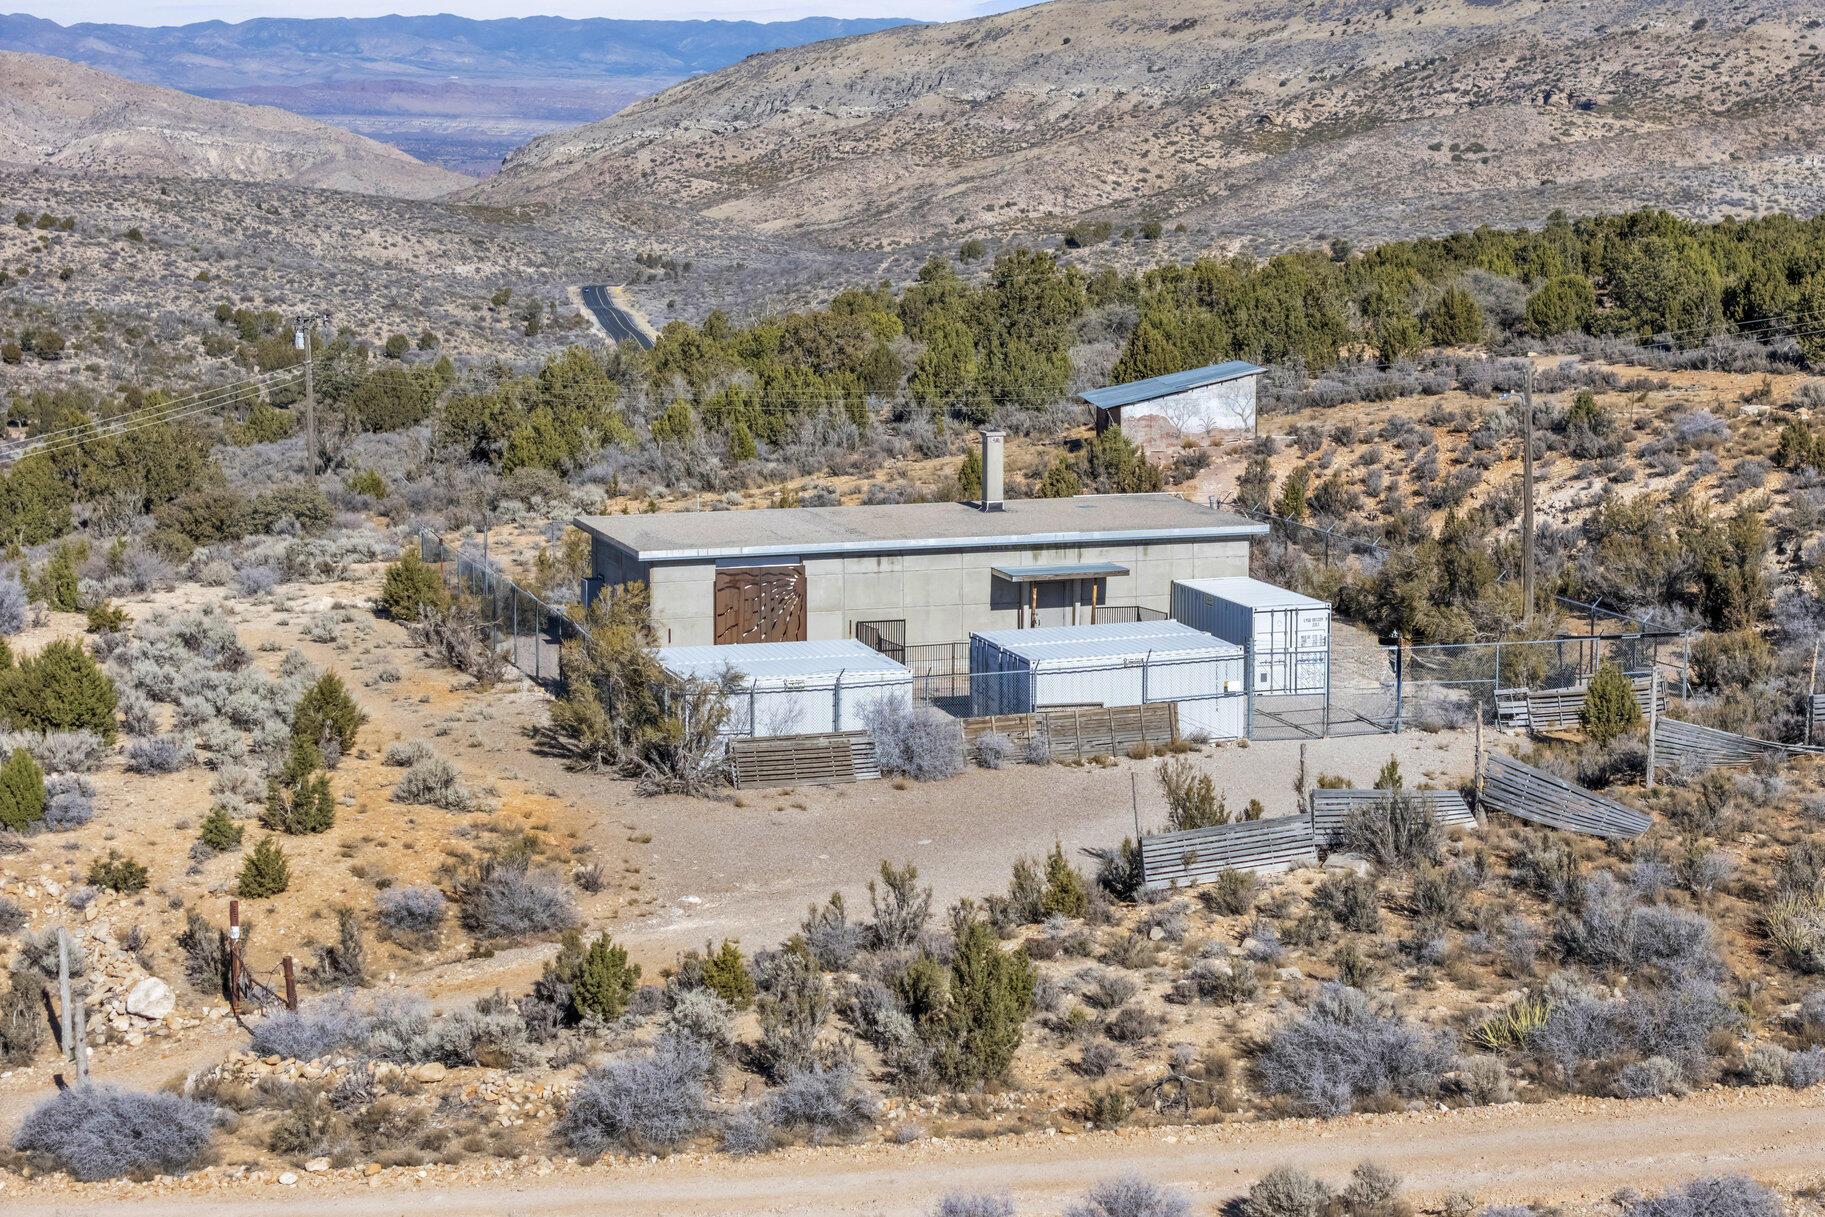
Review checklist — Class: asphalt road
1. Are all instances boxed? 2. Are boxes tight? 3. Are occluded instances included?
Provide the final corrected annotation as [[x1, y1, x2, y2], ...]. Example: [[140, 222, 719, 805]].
[[580, 284, 655, 349]]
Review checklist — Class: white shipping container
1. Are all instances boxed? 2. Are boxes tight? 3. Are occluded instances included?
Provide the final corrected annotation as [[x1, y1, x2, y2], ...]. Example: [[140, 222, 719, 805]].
[[1170, 577, 1330, 696], [968, 620, 1246, 740], [657, 639, 912, 738]]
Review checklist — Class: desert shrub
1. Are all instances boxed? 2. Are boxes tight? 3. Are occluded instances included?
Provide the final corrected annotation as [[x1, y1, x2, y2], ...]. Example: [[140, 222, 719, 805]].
[[573, 933, 642, 1019], [766, 1059, 879, 1141], [0, 729, 109, 773], [663, 988, 736, 1066], [937, 914, 1036, 1086], [197, 808, 243, 852], [685, 939, 755, 1009], [1554, 873, 1718, 975], [12, 1085, 217, 1180], [1157, 756, 1225, 830], [865, 699, 963, 781], [377, 885, 447, 937], [380, 549, 449, 620], [1024, 731, 1052, 765], [0, 746, 45, 830], [392, 756, 480, 811], [261, 742, 335, 835], [1618, 1055, 1687, 1098], [1785, 1045, 1825, 1088], [1255, 983, 1455, 1116], [239, 837, 291, 897], [801, 892, 863, 970], [1097, 838, 1146, 901], [1064, 1174, 1192, 1217], [720, 1107, 776, 1157], [869, 860, 934, 950], [1580, 663, 1642, 744], [973, 731, 1013, 770], [231, 564, 279, 597], [1313, 873, 1383, 933], [933, 1194, 1017, 1217], [382, 739, 435, 767], [88, 850, 148, 893], [1459, 1055, 1516, 1105], [291, 672, 364, 759], [0, 641, 117, 738], [1764, 887, 1825, 973], [309, 907, 368, 988], [249, 993, 370, 1060], [1, 973, 47, 1063], [1200, 869, 1259, 916], [1086, 969, 1139, 1011], [1619, 1176, 1780, 1217], [1174, 957, 1259, 1005], [1077, 1039, 1121, 1077], [560, 1035, 710, 1156], [754, 945, 831, 1081], [0, 570, 24, 635], [124, 734, 193, 774], [0, 895, 22, 934], [1339, 789, 1442, 871], [456, 852, 578, 939], [1240, 1165, 1333, 1217], [1042, 842, 1089, 918]]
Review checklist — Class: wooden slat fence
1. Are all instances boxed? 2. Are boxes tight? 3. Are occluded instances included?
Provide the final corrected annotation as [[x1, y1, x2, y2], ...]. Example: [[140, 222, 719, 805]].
[[1809, 694, 1825, 745], [730, 731, 880, 788], [1651, 716, 1824, 772], [1495, 673, 1663, 733], [1479, 752, 1651, 838], [1140, 815, 1318, 891], [962, 703, 1179, 760], [1309, 788, 1477, 848]]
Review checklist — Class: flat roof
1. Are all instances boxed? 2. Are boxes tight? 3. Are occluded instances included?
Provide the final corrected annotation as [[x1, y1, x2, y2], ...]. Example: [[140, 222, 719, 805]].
[[1176, 577, 1330, 611], [1079, 361, 1266, 410], [973, 619, 1243, 662], [991, 562, 1129, 583], [657, 639, 908, 684], [576, 494, 1265, 563]]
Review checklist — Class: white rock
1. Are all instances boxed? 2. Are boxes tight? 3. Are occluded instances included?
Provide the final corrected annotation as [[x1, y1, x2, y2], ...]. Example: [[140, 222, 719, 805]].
[[125, 977, 176, 1021], [304, 1157, 330, 1173], [1322, 852, 1373, 877], [279, 1172, 298, 1186]]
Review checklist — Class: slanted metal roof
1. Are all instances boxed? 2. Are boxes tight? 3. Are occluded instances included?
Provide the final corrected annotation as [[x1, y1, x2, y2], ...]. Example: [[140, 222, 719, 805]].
[[1174, 576, 1329, 611], [991, 562, 1129, 583], [1079, 361, 1266, 410], [657, 639, 909, 687], [972, 619, 1243, 663], [575, 494, 1264, 563]]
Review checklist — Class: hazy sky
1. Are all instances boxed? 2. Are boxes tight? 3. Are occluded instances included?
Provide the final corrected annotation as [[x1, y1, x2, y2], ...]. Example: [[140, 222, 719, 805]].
[[26, 0, 1015, 23]]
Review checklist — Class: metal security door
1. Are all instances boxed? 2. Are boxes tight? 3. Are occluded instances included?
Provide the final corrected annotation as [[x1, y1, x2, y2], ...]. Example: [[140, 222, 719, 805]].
[[714, 565, 807, 645]]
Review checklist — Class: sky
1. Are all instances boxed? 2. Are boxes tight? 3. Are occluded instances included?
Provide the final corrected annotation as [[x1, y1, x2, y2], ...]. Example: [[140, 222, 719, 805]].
[[23, 0, 1018, 23]]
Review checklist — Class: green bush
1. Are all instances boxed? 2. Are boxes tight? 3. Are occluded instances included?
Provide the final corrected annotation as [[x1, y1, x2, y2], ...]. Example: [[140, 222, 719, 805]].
[[198, 807, 244, 852], [936, 914, 1035, 1085], [0, 640, 118, 739], [1040, 841, 1088, 918], [153, 488, 249, 543], [85, 602, 129, 634], [292, 672, 365, 757], [1690, 629, 1774, 691], [1580, 662, 1643, 744], [239, 838, 291, 898], [88, 850, 148, 894], [572, 933, 641, 1019], [0, 747, 45, 831], [380, 549, 449, 621], [698, 939, 754, 1010]]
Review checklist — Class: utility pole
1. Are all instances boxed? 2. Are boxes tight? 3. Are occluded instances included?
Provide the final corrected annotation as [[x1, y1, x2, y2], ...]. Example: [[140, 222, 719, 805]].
[[296, 314, 327, 478], [58, 927, 73, 1062], [1521, 362, 1536, 624]]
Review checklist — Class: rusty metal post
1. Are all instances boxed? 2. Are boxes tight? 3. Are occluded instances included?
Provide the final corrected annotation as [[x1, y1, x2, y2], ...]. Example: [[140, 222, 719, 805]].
[[282, 956, 299, 1012]]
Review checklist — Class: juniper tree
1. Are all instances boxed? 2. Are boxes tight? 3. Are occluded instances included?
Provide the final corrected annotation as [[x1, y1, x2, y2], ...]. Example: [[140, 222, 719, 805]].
[[239, 837, 290, 898], [938, 912, 1035, 1085], [572, 933, 641, 1020], [0, 746, 44, 831]]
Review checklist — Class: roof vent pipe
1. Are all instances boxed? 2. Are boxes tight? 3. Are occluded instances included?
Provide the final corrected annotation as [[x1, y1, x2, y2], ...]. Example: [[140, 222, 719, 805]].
[[979, 428, 1005, 512]]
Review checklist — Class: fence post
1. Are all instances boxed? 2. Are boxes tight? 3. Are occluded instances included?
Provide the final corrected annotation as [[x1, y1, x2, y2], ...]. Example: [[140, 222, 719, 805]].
[[58, 926, 73, 1061], [227, 899, 241, 1015], [1392, 631, 1404, 734], [1243, 640, 1255, 740], [1645, 669, 1660, 791], [282, 956, 299, 1012]]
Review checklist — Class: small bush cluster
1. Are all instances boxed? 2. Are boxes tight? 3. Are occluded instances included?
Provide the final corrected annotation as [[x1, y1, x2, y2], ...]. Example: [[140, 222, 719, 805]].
[[13, 1085, 217, 1180], [865, 698, 963, 781]]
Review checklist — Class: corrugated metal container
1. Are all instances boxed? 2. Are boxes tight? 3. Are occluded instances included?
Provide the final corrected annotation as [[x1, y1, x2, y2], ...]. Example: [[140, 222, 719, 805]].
[[968, 620, 1245, 740], [1171, 577, 1330, 695], [658, 639, 911, 738]]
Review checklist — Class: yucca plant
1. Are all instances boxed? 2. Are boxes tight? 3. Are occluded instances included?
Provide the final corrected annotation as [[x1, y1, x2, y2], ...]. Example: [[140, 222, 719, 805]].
[[1470, 992, 1552, 1052]]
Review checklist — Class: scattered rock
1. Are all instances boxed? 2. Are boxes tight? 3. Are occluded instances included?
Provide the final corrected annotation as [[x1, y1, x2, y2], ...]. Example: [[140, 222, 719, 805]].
[[304, 1157, 329, 1173], [414, 1062, 447, 1082], [125, 977, 176, 1021], [1323, 852, 1373, 877]]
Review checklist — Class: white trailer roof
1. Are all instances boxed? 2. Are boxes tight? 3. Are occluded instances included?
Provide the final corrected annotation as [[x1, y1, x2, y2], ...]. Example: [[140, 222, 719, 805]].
[[658, 639, 909, 685], [1174, 577, 1329, 611], [972, 620, 1243, 663]]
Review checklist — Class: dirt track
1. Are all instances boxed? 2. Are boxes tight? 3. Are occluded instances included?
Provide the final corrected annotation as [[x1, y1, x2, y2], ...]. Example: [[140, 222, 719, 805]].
[[8, 1087, 1821, 1215]]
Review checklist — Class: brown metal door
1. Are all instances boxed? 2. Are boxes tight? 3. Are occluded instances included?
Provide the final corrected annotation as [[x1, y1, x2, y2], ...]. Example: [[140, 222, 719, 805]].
[[714, 565, 807, 645]]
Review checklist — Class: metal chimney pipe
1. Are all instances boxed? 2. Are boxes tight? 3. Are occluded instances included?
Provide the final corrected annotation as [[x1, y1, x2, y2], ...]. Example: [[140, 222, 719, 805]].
[[980, 428, 1005, 512]]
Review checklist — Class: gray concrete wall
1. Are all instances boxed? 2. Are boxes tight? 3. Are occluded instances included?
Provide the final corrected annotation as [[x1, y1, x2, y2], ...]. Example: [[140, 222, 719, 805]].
[[596, 537, 1251, 647]]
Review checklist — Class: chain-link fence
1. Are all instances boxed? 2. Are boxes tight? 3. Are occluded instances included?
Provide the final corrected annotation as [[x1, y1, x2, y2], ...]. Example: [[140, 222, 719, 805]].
[[1392, 634, 1685, 731], [418, 529, 587, 691]]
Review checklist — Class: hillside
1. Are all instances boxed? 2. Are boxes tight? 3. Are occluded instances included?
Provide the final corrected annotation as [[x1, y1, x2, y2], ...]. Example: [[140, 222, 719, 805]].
[[469, 0, 1825, 250], [0, 51, 473, 199], [0, 13, 919, 175]]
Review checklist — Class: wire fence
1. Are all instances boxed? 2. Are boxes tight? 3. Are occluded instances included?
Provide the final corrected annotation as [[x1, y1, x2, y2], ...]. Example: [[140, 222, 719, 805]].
[[417, 529, 588, 691]]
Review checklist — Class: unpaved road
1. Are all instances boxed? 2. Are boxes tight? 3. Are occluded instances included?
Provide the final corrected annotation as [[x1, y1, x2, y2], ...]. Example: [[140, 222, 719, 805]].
[[10, 1088, 1822, 1215]]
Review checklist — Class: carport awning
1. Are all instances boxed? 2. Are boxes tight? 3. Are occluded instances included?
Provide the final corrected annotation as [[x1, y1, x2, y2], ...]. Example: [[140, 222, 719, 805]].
[[991, 562, 1129, 583]]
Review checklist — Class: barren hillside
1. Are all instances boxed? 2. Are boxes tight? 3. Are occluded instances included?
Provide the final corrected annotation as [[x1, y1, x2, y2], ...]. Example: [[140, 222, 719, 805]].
[[0, 52, 472, 200], [469, 0, 1825, 250]]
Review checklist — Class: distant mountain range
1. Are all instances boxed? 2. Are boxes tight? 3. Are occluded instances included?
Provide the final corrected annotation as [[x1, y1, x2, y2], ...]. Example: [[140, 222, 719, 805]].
[[0, 49, 471, 198], [0, 13, 920, 175]]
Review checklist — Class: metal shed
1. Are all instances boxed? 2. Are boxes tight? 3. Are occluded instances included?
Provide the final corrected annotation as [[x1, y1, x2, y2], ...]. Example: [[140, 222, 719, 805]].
[[967, 620, 1246, 741], [1171, 577, 1330, 696], [657, 639, 912, 739]]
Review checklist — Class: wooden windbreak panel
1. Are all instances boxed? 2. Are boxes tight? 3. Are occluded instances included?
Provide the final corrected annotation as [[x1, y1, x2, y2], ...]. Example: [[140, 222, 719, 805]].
[[714, 565, 807, 645]]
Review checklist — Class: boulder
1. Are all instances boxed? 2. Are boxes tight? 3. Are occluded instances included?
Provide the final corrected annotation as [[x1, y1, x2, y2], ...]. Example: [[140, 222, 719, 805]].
[[125, 977, 176, 1021], [414, 1062, 447, 1082], [1323, 852, 1373, 877]]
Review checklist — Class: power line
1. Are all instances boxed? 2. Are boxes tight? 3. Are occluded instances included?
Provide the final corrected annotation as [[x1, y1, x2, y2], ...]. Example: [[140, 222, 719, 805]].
[[2, 365, 308, 464]]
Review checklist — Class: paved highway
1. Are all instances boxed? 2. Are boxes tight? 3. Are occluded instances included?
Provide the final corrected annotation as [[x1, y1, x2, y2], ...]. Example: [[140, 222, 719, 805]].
[[580, 284, 656, 349]]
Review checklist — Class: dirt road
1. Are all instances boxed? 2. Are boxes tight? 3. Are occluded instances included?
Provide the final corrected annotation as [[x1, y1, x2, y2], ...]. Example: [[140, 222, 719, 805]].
[[9, 1087, 1821, 1215]]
